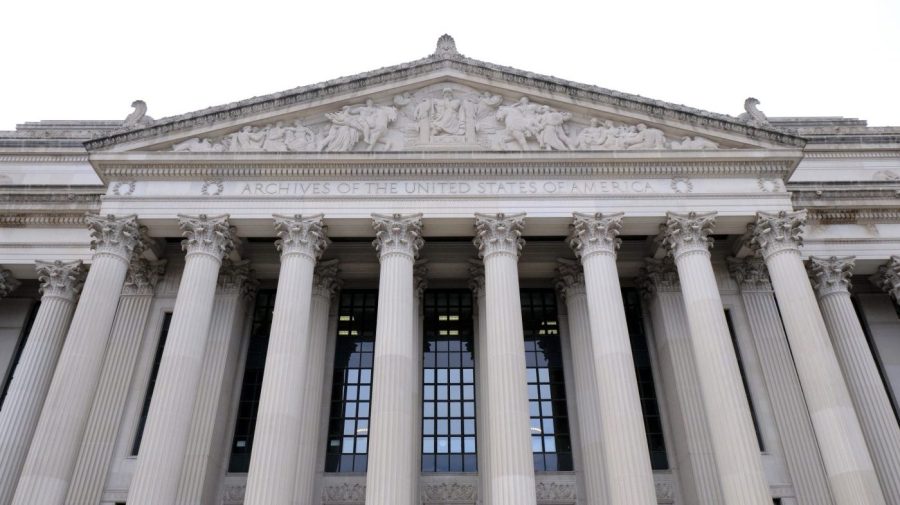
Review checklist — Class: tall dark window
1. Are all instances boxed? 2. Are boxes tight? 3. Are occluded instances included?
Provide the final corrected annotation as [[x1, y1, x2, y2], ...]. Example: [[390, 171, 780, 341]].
[[325, 290, 377, 473], [0, 300, 40, 410], [521, 289, 573, 472], [132, 312, 172, 456], [228, 289, 276, 472], [422, 289, 477, 473], [724, 309, 765, 451], [622, 288, 669, 469]]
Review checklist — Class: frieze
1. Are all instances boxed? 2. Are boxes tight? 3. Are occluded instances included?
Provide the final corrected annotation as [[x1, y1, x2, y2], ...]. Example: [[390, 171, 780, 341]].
[[421, 482, 477, 503], [321, 482, 366, 503]]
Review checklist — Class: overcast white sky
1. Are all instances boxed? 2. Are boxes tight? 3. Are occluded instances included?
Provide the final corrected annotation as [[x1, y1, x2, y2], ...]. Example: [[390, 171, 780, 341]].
[[2, 0, 899, 130]]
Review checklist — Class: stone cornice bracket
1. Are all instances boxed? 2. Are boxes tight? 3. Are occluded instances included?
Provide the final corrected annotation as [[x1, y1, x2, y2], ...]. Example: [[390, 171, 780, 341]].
[[638, 256, 680, 299], [726, 256, 773, 292], [555, 258, 585, 300], [218, 258, 259, 300], [467, 258, 485, 294], [0, 269, 20, 298], [662, 211, 716, 259], [808, 256, 855, 299], [86, 213, 142, 263], [473, 212, 525, 260], [870, 255, 900, 301], [414, 259, 429, 299], [123, 258, 167, 295], [751, 210, 806, 260], [313, 258, 342, 299], [372, 213, 424, 261], [274, 213, 329, 260], [35, 259, 86, 301], [179, 214, 235, 261], [568, 212, 623, 260]]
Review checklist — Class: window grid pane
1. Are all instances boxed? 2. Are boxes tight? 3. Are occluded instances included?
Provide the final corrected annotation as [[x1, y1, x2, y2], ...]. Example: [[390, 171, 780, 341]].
[[325, 290, 378, 473], [521, 289, 572, 472], [422, 289, 476, 473], [132, 312, 173, 456], [228, 289, 276, 472]]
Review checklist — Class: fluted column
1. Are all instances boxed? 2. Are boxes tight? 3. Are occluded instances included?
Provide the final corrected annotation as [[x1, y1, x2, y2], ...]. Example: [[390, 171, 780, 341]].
[[67, 258, 166, 505], [728, 257, 834, 505], [12, 214, 142, 505], [292, 259, 341, 505], [473, 212, 537, 505], [555, 258, 611, 505], [127, 214, 236, 505], [811, 256, 900, 504], [639, 257, 723, 505], [568, 212, 655, 505], [662, 211, 771, 505], [364, 213, 423, 505], [177, 259, 257, 505], [752, 210, 884, 505], [469, 260, 492, 505], [0, 268, 20, 298], [243, 214, 328, 505], [0, 260, 84, 505]]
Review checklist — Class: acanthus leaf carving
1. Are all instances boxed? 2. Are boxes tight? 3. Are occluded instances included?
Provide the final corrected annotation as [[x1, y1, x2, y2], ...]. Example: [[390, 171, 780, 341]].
[[35, 259, 86, 301], [555, 258, 586, 300], [568, 212, 623, 259], [808, 256, 855, 298], [85, 213, 142, 262], [727, 256, 772, 292], [662, 211, 716, 259], [0, 269, 20, 298], [871, 255, 900, 301], [473, 212, 525, 259], [273, 214, 329, 260], [217, 259, 258, 300], [372, 213, 424, 260], [313, 258, 342, 299], [638, 256, 680, 298], [752, 210, 806, 260], [123, 258, 167, 295], [179, 214, 235, 260], [467, 258, 485, 294], [414, 259, 429, 299]]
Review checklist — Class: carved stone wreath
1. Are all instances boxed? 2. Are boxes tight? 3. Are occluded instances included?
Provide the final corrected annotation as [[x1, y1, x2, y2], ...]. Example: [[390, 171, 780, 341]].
[[201, 179, 224, 196], [111, 180, 136, 196], [670, 177, 694, 194]]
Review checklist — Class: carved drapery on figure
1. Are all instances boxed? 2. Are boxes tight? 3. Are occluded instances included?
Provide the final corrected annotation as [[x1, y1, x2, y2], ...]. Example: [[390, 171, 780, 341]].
[[274, 214, 329, 260], [0, 269, 20, 298], [372, 213, 424, 260], [568, 212, 623, 259], [35, 260, 86, 301], [123, 258, 167, 295], [662, 211, 716, 258], [179, 214, 236, 260], [751, 210, 806, 260], [870, 256, 900, 301], [473, 212, 525, 258], [86, 214, 143, 263], [808, 256, 855, 299], [170, 83, 721, 153]]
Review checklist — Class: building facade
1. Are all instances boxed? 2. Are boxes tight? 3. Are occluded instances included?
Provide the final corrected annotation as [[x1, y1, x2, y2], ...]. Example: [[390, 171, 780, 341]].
[[1, 35, 899, 505]]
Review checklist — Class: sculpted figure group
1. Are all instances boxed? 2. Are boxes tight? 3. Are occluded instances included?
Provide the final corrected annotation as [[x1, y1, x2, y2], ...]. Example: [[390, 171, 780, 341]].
[[172, 86, 720, 153]]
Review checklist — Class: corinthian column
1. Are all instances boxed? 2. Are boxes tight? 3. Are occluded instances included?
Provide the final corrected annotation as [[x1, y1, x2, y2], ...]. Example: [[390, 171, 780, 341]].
[[810, 256, 900, 504], [127, 214, 235, 505], [872, 256, 900, 301], [569, 212, 655, 505], [662, 211, 770, 505], [365, 213, 424, 505], [12, 214, 142, 505], [67, 258, 167, 505], [469, 260, 493, 505], [242, 214, 328, 505], [0, 260, 84, 505], [752, 211, 884, 505], [727, 257, 834, 505], [293, 259, 341, 505], [555, 258, 610, 505], [473, 212, 537, 505], [639, 257, 723, 505], [0, 268, 20, 298]]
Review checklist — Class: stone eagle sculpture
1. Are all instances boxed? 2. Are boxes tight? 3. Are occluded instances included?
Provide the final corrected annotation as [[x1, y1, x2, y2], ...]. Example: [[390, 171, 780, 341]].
[[124, 99, 155, 128], [738, 97, 769, 127]]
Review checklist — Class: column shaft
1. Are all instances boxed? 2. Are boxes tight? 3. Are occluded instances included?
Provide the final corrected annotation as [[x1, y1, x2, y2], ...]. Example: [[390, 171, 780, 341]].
[[470, 263, 491, 505], [12, 214, 141, 505], [0, 261, 82, 505]]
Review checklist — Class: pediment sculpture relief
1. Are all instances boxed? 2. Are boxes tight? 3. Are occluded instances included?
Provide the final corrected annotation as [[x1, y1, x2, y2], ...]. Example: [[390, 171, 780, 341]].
[[171, 84, 721, 153]]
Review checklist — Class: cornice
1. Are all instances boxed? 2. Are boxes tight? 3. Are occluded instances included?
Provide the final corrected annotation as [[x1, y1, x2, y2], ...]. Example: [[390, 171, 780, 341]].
[[0, 213, 91, 227], [0, 154, 89, 163], [805, 209, 900, 224], [84, 54, 804, 151], [803, 150, 900, 159]]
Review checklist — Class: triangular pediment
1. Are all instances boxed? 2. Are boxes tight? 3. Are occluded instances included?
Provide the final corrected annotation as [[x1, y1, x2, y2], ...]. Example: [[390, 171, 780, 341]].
[[85, 36, 804, 154]]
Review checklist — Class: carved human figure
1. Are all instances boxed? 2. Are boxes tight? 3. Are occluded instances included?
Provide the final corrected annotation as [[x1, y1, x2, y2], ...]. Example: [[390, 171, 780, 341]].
[[285, 120, 316, 151], [430, 88, 465, 136], [318, 107, 363, 152], [474, 91, 503, 133], [229, 126, 266, 152], [261, 121, 288, 151], [671, 136, 719, 150], [536, 106, 573, 150], [351, 99, 398, 151], [172, 138, 225, 153], [623, 123, 667, 149], [574, 118, 609, 150], [494, 97, 541, 150]]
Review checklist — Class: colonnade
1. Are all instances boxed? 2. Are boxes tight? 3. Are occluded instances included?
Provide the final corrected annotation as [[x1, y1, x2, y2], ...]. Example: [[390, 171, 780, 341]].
[[0, 210, 897, 505]]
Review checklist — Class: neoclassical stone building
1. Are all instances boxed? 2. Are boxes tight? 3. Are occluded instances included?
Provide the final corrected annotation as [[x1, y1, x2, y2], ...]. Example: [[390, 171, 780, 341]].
[[0, 36, 899, 505]]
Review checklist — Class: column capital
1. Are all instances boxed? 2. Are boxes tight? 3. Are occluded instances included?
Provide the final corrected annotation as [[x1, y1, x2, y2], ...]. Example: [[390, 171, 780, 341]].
[[555, 258, 586, 300], [372, 213, 424, 260], [414, 259, 429, 299], [727, 256, 773, 292], [35, 259, 86, 302], [662, 211, 716, 259], [473, 212, 525, 259], [179, 214, 235, 260], [123, 258, 167, 296], [312, 259, 342, 299], [808, 256, 855, 299], [752, 210, 806, 260], [217, 259, 258, 300], [0, 269, 20, 298], [871, 255, 900, 301], [638, 257, 680, 299], [568, 212, 623, 260], [86, 213, 143, 263], [274, 214, 329, 260], [467, 258, 485, 294]]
